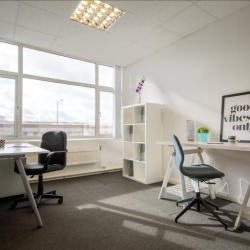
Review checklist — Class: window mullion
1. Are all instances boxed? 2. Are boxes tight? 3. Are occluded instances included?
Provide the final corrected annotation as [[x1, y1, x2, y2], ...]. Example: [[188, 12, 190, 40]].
[[17, 44, 23, 138], [95, 63, 100, 137]]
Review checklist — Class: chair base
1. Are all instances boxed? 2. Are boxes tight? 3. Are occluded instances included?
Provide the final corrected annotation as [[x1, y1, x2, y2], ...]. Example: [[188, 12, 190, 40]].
[[11, 174, 63, 208], [175, 192, 227, 230]]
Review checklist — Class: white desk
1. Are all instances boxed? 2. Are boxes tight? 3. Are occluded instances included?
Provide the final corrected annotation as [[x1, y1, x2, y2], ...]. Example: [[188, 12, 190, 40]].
[[157, 141, 250, 229], [0, 143, 49, 228]]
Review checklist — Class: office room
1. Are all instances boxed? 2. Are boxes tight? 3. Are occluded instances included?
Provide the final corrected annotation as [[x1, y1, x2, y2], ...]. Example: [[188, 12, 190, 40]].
[[0, 0, 250, 249]]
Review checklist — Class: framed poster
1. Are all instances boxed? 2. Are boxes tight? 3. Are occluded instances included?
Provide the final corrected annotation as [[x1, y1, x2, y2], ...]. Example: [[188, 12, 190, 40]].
[[220, 91, 250, 142]]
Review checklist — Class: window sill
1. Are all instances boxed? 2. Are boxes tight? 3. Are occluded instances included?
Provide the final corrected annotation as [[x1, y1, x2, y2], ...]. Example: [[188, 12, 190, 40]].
[[6, 137, 121, 143]]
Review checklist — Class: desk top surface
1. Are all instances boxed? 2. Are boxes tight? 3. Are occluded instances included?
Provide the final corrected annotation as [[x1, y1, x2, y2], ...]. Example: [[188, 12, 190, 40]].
[[157, 141, 250, 152], [0, 143, 49, 157]]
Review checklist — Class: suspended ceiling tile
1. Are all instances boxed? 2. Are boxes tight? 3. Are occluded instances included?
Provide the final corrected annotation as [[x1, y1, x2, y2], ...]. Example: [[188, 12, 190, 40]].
[[17, 3, 66, 36], [162, 4, 217, 37], [15, 26, 55, 48], [116, 42, 155, 61], [196, 1, 250, 19], [0, 1, 19, 24], [105, 1, 136, 11], [58, 19, 98, 41], [78, 31, 133, 51], [51, 37, 89, 55], [127, 1, 166, 19], [77, 46, 115, 63], [21, 1, 79, 18], [109, 55, 138, 67], [138, 26, 182, 50], [150, 1, 192, 25], [0, 21, 15, 40], [108, 12, 157, 42]]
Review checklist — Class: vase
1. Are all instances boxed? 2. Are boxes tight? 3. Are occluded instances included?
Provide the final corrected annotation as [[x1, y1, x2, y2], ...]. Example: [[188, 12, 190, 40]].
[[138, 92, 141, 104], [198, 133, 208, 142]]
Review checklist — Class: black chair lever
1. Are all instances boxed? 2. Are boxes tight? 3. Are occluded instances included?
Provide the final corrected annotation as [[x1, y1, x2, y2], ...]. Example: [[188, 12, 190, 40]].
[[205, 181, 215, 184]]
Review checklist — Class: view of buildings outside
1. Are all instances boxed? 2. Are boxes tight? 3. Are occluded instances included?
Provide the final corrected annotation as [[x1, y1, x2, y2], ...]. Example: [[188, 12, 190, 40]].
[[0, 42, 114, 137]]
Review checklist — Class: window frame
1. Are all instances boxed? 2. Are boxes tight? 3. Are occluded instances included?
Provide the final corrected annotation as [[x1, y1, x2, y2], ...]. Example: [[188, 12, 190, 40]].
[[0, 39, 116, 140], [0, 74, 18, 137]]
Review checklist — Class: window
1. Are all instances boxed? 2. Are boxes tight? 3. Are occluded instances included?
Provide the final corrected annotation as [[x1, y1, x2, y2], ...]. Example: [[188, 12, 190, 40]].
[[99, 65, 114, 87], [23, 79, 95, 137], [100, 91, 114, 135], [0, 40, 117, 139], [0, 42, 18, 72], [0, 77, 16, 135], [23, 48, 95, 84]]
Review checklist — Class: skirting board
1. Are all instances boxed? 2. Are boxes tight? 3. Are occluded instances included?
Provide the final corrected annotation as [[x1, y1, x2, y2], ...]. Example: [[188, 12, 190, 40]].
[[29, 167, 122, 183], [168, 177, 250, 207]]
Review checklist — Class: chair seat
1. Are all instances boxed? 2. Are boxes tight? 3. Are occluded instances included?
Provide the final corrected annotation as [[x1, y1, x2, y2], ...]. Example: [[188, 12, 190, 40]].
[[183, 164, 225, 181], [14, 162, 64, 176]]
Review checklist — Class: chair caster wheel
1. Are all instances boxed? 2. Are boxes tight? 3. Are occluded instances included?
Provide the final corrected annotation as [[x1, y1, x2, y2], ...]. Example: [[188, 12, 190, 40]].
[[11, 202, 17, 209], [175, 218, 178, 223], [58, 198, 63, 204]]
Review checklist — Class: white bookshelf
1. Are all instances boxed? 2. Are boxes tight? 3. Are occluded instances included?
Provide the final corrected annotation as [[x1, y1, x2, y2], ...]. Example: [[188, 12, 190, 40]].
[[122, 103, 162, 184]]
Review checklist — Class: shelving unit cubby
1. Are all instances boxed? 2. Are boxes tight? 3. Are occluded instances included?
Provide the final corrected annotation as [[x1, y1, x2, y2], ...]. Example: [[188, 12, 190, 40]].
[[122, 103, 162, 184]]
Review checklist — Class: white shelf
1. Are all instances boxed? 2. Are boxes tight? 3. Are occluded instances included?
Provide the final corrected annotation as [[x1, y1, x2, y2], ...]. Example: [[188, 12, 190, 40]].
[[134, 124, 145, 143], [165, 182, 208, 198], [124, 158, 134, 161], [123, 107, 133, 124], [123, 125, 133, 143], [133, 160, 145, 164], [123, 142, 133, 159], [122, 103, 162, 184], [123, 174, 146, 184]]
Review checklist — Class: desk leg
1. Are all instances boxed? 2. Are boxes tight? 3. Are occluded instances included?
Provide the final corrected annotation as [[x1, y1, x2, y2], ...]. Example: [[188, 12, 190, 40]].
[[197, 152, 216, 199], [15, 158, 43, 228], [158, 155, 173, 199], [234, 181, 250, 230]]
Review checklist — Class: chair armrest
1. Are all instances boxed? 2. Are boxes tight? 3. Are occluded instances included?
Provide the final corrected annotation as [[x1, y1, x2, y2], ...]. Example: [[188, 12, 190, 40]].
[[44, 150, 67, 171]]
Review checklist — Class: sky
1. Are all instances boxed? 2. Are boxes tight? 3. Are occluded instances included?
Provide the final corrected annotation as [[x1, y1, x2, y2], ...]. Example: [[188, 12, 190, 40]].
[[0, 42, 114, 127]]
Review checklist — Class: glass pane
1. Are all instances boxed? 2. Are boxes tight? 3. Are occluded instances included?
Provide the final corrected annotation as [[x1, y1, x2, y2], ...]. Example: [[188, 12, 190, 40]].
[[0, 77, 15, 135], [22, 78, 95, 137], [23, 48, 95, 84], [100, 92, 113, 135], [0, 42, 18, 72], [99, 65, 114, 88]]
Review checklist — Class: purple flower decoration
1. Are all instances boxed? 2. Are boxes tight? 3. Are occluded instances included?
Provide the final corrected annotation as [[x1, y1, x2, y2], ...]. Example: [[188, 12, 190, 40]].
[[135, 76, 146, 93]]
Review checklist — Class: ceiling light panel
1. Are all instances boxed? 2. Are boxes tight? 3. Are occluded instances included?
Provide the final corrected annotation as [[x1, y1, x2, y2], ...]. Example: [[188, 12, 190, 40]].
[[71, 0, 125, 31]]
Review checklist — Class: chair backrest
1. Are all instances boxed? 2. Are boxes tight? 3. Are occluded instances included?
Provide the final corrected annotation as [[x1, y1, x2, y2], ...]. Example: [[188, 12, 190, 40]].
[[170, 134, 185, 175], [39, 131, 67, 168]]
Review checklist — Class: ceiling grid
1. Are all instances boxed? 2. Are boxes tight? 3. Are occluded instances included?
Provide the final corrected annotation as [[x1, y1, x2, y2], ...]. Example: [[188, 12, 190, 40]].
[[0, 0, 249, 67]]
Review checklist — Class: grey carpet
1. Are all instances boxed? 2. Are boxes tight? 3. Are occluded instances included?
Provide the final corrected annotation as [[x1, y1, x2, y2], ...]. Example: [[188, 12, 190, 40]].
[[0, 171, 250, 250]]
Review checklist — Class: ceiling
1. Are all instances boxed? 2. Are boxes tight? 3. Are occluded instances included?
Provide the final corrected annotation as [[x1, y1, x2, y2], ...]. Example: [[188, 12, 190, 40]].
[[0, 1, 249, 67]]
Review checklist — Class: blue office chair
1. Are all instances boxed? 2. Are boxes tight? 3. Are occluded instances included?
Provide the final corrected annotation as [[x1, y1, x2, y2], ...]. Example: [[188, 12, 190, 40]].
[[170, 134, 227, 230], [12, 131, 67, 208]]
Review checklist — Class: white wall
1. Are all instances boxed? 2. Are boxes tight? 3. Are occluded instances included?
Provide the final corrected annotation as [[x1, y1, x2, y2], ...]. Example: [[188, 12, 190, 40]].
[[123, 6, 250, 203], [0, 139, 122, 198]]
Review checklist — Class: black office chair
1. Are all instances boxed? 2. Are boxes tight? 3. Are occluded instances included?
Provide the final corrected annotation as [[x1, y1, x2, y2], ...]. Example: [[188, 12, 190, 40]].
[[170, 134, 227, 230], [12, 131, 67, 208]]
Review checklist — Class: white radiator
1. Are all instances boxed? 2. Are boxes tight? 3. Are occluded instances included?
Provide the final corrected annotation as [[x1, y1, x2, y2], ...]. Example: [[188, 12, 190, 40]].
[[26, 154, 38, 163], [67, 148, 101, 166], [26, 147, 101, 166]]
